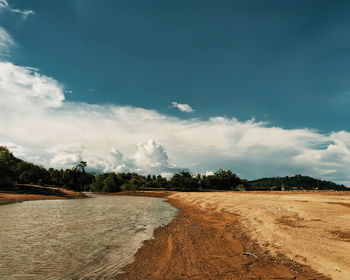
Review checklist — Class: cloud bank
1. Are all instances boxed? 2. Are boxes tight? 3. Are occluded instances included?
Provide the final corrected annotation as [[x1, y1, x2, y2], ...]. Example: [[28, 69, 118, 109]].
[[1, 61, 350, 185]]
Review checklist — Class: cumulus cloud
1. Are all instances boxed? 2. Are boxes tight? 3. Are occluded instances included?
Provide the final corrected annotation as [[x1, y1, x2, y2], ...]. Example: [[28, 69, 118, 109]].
[[171, 102, 194, 113], [0, 0, 35, 18], [49, 144, 84, 169], [132, 139, 183, 174], [133, 140, 168, 169], [1, 61, 350, 185], [294, 131, 350, 183], [48, 140, 182, 175], [0, 27, 14, 57]]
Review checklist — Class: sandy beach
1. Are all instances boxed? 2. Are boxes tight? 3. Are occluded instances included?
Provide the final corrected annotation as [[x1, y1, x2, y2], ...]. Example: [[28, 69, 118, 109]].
[[2, 189, 348, 279], [117, 191, 349, 280]]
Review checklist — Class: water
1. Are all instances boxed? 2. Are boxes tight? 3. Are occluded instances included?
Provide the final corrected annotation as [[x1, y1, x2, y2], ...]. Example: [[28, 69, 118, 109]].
[[0, 195, 177, 280]]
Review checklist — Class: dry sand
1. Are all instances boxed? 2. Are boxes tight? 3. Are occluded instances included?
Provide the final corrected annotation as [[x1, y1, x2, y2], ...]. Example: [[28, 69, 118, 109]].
[[117, 192, 343, 280], [171, 191, 350, 280]]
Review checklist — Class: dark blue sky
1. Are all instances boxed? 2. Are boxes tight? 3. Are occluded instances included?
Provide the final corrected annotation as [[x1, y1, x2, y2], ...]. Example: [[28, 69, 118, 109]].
[[4, 0, 350, 132]]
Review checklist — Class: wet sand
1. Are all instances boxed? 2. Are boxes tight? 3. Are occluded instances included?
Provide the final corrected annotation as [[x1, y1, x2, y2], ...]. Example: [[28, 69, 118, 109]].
[[117, 192, 336, 280]]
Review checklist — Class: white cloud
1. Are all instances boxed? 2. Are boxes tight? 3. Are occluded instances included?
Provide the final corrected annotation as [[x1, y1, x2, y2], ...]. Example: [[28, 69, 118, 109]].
[[0, 27, 14, 57], [1, 61, 350, 185], [171, 102, 194, 113], [0, 62, 65, 109], [85, 147, 127, 173], [132, 139, 182, 174], [0, 0, 35, 19], [49, 144, 84, 169], [293, 131, 350, 184], [50, 140, 182, 175], [133, 140, 168, 169]]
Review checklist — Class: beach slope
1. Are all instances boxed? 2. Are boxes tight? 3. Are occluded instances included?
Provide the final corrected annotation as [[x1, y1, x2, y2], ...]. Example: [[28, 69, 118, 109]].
[[117, 192, 347, 279]]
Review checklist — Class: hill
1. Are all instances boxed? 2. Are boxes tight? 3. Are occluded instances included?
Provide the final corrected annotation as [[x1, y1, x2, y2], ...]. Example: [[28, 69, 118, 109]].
[[248, 175, 348, 191]]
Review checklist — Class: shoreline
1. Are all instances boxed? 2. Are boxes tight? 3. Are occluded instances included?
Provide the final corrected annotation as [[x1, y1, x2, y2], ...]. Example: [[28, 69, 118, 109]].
[[116, 192, 329, 280], [2, 189, 346, 278], [0, 184, 86, 205]]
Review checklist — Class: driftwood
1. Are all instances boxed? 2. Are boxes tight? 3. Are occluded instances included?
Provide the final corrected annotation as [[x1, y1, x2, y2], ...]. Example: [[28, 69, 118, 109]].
[[243, 252, 258, 258]]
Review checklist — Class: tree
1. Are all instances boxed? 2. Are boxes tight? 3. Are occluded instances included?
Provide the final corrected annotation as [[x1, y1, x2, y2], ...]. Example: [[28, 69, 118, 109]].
[[61, 162, 94, 191], [0, 146, 17, 187], [170, 172, 198, 191], [248, 175, 348, 191], [15, 161, 49, 185], [103, 173, 122, 192], [73, 161, 87, 173], [90, 173, 107, 192], [155, 175, 168, 189], [48, 168, 64, 186], [212, 169, 242, 190]]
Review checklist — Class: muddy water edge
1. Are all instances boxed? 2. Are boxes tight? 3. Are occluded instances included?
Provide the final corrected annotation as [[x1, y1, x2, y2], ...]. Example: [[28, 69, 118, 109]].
[[0, 194, 177, 280]]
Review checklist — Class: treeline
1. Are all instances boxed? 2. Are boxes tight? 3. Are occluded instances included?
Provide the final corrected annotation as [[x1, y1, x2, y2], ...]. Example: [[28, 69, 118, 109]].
[[0, 146, 247, 192], [0, 146, 348, 192], [248, 175, 348, 191], [0, 147, 94, 191], [69, 169, 247, 192]]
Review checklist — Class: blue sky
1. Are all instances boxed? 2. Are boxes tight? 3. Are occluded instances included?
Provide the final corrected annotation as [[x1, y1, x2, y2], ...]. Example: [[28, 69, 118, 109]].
[[1, 0, 350, 184], [4, 0, 350, 130]]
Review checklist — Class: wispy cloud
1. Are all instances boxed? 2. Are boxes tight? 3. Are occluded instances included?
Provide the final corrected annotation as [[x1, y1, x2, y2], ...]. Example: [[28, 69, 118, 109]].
[[171, 102, 194, 113], [0, 27, 14, 57], [329, 91, 350, 108], [0, 0, 35, 19]]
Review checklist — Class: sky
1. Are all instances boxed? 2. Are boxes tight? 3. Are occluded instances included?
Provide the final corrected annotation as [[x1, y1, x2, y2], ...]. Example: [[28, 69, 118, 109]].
[[1, 0, 350, 185]]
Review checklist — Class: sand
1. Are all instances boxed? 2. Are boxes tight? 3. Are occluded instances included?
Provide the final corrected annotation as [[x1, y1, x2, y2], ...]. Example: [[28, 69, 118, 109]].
[[0, 185, 86, 205], [3, 189, 348, 279], [170, 191, 350, 280], [116, 192, 345, 280]]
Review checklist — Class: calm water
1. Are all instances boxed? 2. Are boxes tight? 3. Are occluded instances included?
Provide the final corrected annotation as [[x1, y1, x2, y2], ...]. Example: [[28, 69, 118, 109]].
[[0, 195, 177, 280]]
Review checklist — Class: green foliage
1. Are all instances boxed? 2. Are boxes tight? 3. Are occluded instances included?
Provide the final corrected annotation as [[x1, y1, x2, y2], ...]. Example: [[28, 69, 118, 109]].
[[90, 173, 124, 192], [214, 169, 241, 188], [248, 175, 347, 191], [0, 146, 94, 191], [73, 161, 87, 173], [103, 173, 122, 192], [170, 171, 198, 191], [142, 174, 169, 189], [120, 181, 136, 191], [0, 146, 17, 186], [16, 161, 49, 184], [197, 169, 245, 190]]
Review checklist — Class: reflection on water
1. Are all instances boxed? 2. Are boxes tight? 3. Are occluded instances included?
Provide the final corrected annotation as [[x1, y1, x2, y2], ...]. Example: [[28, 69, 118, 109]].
[[0, 195, 177, 280]]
